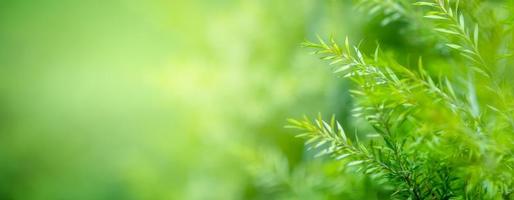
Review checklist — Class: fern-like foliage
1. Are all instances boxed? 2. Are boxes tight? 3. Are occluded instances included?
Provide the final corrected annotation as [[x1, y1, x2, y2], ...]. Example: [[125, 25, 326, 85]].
[[355, 0, 410, 26], [287, 114, 432, 199], [415, 0, 489, 76], [289, 1, 514, 199]]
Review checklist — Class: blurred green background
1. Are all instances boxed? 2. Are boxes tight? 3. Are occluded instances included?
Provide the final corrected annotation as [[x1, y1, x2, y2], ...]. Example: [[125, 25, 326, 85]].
[[0, 0, 404, 199]]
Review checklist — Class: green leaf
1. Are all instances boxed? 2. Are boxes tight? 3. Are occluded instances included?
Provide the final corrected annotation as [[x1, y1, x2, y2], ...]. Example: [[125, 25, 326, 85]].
[[445, 43, 462, 50], [424, 15, 447, 20], [473, 24, 479, 48], [347, 160, 364, 166], [434, 28, 459, 35]]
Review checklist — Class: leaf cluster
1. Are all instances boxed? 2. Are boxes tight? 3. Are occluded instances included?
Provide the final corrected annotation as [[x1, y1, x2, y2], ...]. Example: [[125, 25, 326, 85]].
[[289, 0, 514, 199]]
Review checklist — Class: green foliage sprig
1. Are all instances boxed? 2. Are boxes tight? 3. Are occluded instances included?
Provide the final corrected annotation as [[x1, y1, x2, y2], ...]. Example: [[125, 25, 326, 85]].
[[355, 0, 410, 26], [415, 0, 489, 76], [289, 1, 514, 199]]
